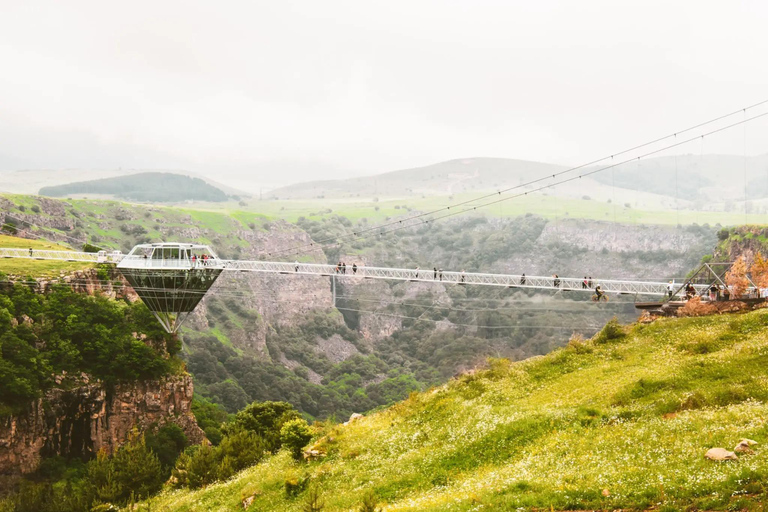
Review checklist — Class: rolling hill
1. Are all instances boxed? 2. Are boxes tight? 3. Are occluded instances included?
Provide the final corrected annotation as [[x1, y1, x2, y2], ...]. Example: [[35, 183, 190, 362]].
[[38, 172, 230, 203], [143, 311, 768, 511]]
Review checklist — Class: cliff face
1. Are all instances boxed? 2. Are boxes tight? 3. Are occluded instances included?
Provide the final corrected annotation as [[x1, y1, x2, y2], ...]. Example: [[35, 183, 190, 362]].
[[711, 226, 768, 266], [0, 375, 204, 476]]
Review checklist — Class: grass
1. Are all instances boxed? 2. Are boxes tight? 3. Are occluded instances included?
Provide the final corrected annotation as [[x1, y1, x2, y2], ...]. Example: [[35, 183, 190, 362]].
[[0, 234, 94, 278], [137, 309, 768, 511], [196, 192, 768, 226]]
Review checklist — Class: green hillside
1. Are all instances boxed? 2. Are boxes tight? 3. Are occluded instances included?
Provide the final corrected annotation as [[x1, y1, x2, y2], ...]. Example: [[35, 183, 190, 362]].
[[144, 311, 768, 511], [38, 172, 229, 203]]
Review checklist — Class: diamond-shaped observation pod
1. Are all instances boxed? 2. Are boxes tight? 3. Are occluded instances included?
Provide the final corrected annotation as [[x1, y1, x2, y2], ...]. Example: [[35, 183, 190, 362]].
[[117, 243, 224, 333]]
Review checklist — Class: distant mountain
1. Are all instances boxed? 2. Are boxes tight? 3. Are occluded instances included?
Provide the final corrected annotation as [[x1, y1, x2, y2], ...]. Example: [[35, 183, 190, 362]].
[[270, 154, 768, 204], [38, 172, 229, 203], [269, 157, 568, 199]]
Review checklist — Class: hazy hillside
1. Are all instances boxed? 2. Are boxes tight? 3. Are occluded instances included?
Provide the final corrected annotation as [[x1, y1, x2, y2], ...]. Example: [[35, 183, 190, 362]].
[[38, 172, 230, 203], [144, 311, 768, 511], [269, 154, 768, 216], [269, 157, 568, 199]]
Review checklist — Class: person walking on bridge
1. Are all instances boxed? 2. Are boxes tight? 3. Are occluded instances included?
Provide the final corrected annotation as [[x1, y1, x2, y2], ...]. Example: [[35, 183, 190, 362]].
[[433, 267, 438, 280], [667, 280, 675, 299], [352, 263, 357, 275], [520, 273, 526, 285], [583, 277, 588, 289]]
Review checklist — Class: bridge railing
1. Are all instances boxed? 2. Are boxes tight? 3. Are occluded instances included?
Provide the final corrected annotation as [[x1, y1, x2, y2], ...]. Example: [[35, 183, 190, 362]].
[[0, 248, 103, 262], [117, 255, 225, 270], [0, 247, 712, 298], [219, 260, 699, 298]]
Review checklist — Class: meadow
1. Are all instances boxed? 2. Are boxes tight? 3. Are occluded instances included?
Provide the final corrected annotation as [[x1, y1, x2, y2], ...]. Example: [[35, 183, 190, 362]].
[[135, 309, 768, 511]]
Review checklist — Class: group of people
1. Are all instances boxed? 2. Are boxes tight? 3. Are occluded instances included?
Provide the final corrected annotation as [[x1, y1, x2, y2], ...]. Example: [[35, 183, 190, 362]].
[[333, 261, 358, 275], [191, 254, 212, 266], [667, 280, 736, 301]]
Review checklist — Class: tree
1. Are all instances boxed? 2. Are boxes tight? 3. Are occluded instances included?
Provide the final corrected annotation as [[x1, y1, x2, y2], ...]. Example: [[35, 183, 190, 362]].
[[751, 251, 768, 289], [302, 486, 324, 512], [726, 255, 750, 298], [222, 401, 300, 452], [280, 418, 313, 461], [86, 431, 165, 505]]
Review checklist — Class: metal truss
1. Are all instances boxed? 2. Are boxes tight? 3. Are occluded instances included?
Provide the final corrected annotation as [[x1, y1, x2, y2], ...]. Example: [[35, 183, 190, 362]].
[[3, 247, 716, 298]]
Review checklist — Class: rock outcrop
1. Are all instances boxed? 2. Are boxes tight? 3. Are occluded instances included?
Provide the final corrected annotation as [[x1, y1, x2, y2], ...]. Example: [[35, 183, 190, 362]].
[[0, 375, 204, 476]]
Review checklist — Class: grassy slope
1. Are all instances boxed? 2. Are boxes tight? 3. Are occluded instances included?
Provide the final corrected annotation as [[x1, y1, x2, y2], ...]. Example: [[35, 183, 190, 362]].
[[0, 234, 94, 277], [147, 311, 768, 511], [202, 193, 768, 226]]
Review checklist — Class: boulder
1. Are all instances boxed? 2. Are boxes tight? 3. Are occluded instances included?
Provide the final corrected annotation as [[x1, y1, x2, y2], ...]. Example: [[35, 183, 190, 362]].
[[734, 439, 758, 454], [343, 412, 364, 426], [705, 448, 738, 461]]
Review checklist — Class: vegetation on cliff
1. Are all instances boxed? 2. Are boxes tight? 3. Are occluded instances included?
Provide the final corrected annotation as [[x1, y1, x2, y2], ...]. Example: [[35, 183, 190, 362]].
[[0, 284, 179, 415], [143, 310, 768, 511]]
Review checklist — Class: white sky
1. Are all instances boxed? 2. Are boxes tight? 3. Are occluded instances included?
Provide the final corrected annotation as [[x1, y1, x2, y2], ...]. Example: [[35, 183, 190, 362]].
[[1, 0, 767, 188]]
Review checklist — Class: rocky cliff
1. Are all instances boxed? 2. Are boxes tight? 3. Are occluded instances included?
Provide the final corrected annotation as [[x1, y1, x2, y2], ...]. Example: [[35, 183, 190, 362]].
[[0, 375, 204, 476], [711, 226, 768, 266]]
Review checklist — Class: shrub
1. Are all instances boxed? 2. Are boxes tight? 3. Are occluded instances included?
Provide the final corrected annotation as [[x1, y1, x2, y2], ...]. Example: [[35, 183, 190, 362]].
[[86, 431, 165, 504], [302, 486, 324, 511], [281, 418, 313, 461], [216, 429, 266, 479], [30, 205, 41, 214], [172, 444, 219, 489], [359, 490, 383, 512], [593, 318, 625, 344], [285, 476, 309, 497], [567, 333, 592, 354], [145, 423, 188, 471], [222, 401, 300, 452]]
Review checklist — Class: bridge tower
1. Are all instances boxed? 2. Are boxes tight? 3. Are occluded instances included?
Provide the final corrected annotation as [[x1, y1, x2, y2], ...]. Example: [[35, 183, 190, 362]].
[[116, 243, 223, 333]]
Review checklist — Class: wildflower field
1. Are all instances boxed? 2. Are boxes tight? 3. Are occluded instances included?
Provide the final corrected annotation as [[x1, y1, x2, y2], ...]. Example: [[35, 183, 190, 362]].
[[142, 311, 768, 511]]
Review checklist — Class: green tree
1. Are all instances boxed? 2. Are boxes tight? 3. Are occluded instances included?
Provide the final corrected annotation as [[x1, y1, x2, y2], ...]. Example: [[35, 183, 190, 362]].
[[222, 401, 300, 452], [280, 418, 313, 461], [85, 431, 164, 505]]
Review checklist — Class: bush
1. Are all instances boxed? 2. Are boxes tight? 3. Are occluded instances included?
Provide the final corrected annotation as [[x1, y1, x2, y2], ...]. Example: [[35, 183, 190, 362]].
[[216, 429, 266, 479], [145, 423, 188, 471], [593, 318, 626, 344], [172, 444, 218, 489], [30, 205, 41, 214], [222, 401, 300, 452], [359, 490, 383, 512], [86, 431, 165, 505], [280, 418, 313, 461]]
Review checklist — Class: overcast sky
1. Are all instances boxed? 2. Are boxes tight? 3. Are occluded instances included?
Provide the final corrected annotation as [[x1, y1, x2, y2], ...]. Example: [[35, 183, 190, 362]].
[[1, 0, 767, 189]]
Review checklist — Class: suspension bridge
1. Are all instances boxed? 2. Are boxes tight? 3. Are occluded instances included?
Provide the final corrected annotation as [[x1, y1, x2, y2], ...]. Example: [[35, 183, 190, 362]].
[[1, 243, 722, 332]]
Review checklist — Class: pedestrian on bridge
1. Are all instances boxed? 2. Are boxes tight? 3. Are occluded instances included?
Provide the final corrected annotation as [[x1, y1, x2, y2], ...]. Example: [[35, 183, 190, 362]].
[[439, 269, 443, 281], [583, 277, 588, 289], [352, 263, 357, 275], [29, 248, 32, 256], [667, 280, 675, 299], [553, 274, 560, 288], [415, 266, 419, 279], [520, 273, 526, 285], [460, 270, 466, 283], [295, 261, 299, 272], [434, 267, 438, 280]]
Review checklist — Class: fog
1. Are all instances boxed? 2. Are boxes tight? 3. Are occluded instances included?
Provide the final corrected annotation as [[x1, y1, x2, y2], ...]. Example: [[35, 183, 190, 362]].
[[1, 0, 767, 189]]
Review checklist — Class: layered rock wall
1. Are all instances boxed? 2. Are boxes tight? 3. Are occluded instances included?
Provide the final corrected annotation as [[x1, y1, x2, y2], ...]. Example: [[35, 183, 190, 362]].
[[0, 375, 204, 476]]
